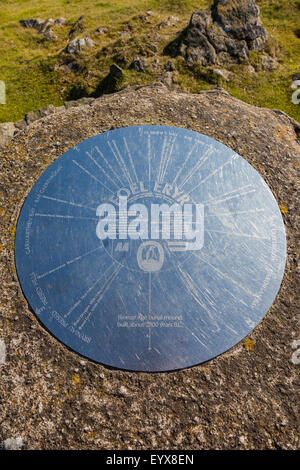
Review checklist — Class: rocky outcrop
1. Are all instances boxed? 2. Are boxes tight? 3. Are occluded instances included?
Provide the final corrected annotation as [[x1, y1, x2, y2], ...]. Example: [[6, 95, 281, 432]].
[[19, 17, 66, 41], [164, 0, 268, 66], [64, 36, 96, 54]]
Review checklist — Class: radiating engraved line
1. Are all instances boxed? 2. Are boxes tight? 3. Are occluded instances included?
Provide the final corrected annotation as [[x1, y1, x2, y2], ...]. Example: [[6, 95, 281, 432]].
[[95, 146, 124, 187], [148, 272, 152, 351], [193, 253, 258, 298], [148, 134, 151, 184], [37, 247, 103, 280], [72, 160, 114, 195], [35, 213, 97, 220], [108, 141, 132, 186], [205, 229, 268, 240], [160, 136, 176, 184], [86, 151, 120, 189], [176, 263, 220, 331], [113, 140, 134, 185], [157, 136, 168, 184], [41, 195, 97, 211], [178, 146, 214, 190], [201, 184, 253, 206], [123, 137, 138, 183], [184, 325, 210, 351], [187, 154, 235, 195], [173, 141, 198, 185], [67, 262, 117, 320], [206, 208, 265, 217], [77, 264, 122, 330]]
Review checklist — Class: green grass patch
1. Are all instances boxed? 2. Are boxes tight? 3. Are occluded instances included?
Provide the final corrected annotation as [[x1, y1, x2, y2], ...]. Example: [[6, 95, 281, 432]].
[[0, 0, 299, 123]]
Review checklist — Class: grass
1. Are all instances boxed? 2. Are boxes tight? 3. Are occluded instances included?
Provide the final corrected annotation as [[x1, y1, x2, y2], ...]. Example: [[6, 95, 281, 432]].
[[0, 0, 299, 123]]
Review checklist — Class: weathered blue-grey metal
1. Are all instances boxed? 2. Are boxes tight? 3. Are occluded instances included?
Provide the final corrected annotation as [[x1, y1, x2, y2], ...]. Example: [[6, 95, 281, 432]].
[[15, 125, 286, 371]]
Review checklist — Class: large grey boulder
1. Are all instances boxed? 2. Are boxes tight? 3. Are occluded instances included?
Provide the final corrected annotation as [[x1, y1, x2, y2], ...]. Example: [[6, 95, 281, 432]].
[[164, 0, 268, 66], [64, 36, 96, 54]]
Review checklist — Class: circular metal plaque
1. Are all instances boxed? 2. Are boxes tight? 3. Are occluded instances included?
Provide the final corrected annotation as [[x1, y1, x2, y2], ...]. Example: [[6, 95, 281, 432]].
[[15, 125, 286, 371]]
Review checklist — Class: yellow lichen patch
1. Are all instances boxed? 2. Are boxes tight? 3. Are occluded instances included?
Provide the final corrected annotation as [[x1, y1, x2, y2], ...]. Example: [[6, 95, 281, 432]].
[[72, 373, 81, 387], [244, 338, 255, 351], [0, 244, 4, 252], [280, 205, 288, 214], [9, 225, 16, 240], [0, 207, 5, 217]]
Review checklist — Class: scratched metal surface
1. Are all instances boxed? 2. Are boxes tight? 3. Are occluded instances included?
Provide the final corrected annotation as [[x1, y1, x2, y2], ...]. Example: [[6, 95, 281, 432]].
[[14, 125, 286, 371]]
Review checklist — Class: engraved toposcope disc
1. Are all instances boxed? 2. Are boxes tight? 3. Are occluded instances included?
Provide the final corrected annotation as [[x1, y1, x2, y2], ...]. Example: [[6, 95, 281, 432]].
[[15, 125, 286, 371]]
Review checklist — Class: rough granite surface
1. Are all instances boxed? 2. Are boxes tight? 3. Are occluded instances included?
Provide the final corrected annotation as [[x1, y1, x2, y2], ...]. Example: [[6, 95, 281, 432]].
[[0, 84, 299, 450]]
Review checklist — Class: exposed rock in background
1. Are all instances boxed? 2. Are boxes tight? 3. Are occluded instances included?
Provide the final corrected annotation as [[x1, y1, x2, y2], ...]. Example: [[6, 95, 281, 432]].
[[19, 18, 44, 29], [95, 26, 108, 34], [109, 63, 124, 80], [165, 60, 175, 72], [130, 57, 147, 73], [64, 36, 96, 54], [19, 17, 65, 41], [157, 16, 179, 29], [211, 67, 231, 81], [261, 54, 278, 71], [69, 15, 85, 38], [54, 17, 66, 27], [164, 0, 268, 66], [93, 64, 124, 97], [158, 71, 174, 87]]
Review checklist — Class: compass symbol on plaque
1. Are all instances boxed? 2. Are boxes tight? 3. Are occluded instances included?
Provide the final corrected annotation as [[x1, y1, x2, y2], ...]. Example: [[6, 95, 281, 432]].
[[15, 125, 286, 371]]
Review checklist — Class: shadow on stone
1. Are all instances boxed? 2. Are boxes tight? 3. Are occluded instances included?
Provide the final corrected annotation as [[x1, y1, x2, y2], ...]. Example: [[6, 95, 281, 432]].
[[93, 64, 124, 98]]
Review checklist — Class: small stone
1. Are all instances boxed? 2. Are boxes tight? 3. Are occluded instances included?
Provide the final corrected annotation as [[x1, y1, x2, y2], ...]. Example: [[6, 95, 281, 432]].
[[65, 36, 95, 54], [165, 60, 175, 72], [54, 17, 66, 26], [44, 29, 57, 41], [130, 57, 147, 73], [0, 122, 15, 146], [158, 71, 174, 87], [245, 65, 256, 74], [0, 339, 6, 364], [239, 435, 247, 444], [96, 27, 108, 34], [261, 55, 278, 71], [211, 68, 231, 81], [119, 385, 128, 396], [1, 437, 23, 450]]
